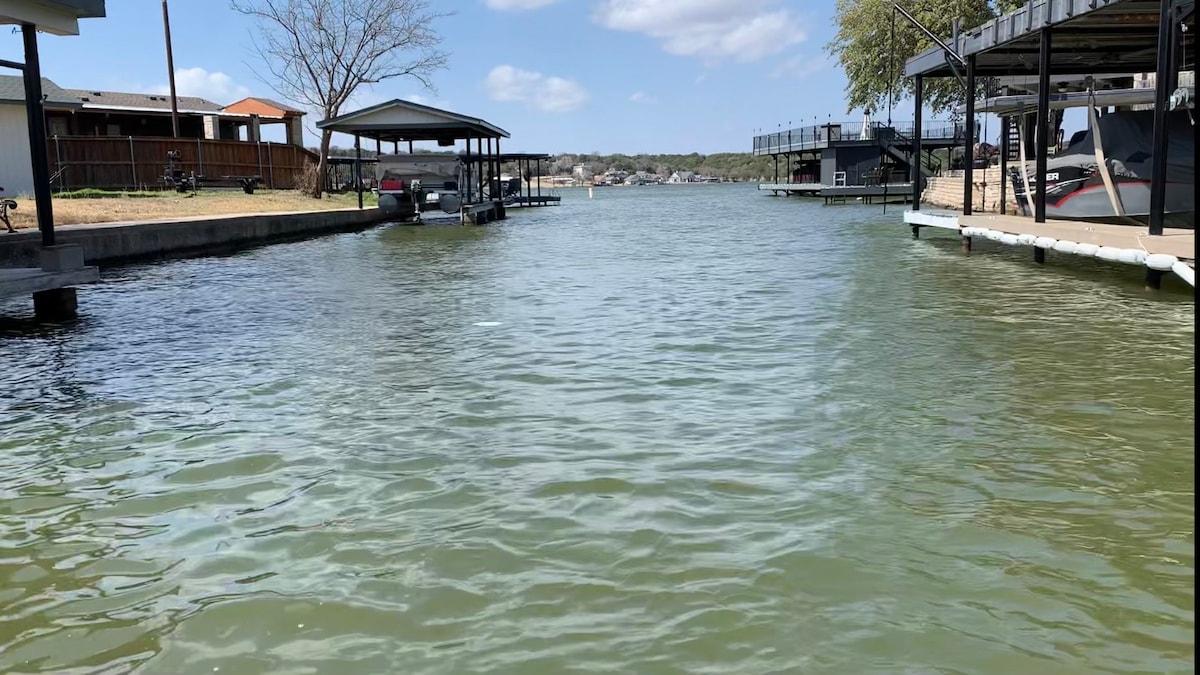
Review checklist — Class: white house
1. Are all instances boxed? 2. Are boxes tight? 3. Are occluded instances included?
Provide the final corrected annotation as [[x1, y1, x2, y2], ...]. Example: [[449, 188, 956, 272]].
[[667, 170, 696, 184], [0, 76, 82, 196]]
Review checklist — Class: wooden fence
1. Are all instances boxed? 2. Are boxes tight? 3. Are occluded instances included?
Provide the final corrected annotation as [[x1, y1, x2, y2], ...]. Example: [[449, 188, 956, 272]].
[[45, 136, 318, 191]]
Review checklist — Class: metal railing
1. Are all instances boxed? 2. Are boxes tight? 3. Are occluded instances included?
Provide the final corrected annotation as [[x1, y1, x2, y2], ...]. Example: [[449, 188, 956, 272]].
[[752, 121, 964, 156]]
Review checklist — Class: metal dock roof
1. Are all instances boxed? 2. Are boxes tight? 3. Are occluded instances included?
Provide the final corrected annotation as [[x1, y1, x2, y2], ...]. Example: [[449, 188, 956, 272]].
[[905, 0, 1194, 78]]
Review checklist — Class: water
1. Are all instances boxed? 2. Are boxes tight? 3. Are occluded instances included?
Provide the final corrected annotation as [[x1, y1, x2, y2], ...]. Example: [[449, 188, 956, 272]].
[[1, 184, 1193, 674]]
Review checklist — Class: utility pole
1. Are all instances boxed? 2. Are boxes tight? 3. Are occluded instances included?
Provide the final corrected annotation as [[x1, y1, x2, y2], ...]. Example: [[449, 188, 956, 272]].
[[162, 0, 180, 138]]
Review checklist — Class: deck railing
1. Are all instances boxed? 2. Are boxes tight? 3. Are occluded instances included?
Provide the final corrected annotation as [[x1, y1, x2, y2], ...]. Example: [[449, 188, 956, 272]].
[[752, 121, 963, 156]]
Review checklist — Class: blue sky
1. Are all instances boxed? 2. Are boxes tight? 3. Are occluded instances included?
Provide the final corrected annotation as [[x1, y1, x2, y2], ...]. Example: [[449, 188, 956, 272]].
[[0, 0, 983, 154]]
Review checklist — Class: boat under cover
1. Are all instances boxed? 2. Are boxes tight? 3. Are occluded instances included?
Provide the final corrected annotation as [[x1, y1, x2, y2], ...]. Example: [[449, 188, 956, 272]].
[[1012, 110, 1194, 226]]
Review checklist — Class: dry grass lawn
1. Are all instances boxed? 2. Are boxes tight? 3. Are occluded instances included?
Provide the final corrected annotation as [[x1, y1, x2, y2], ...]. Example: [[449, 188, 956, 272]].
[[4, 190, 375, 231]]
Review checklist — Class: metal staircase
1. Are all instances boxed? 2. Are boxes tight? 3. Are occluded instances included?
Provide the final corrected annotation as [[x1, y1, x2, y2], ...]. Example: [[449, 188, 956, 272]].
[[1005, 118, 1022, 162], [876, 125, 942, 177]]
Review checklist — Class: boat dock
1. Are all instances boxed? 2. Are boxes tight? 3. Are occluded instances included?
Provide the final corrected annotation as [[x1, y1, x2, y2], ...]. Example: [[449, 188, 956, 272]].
[[752, 120, 964, 203], [317, 100, 517, 226], [905, 210, 1195, 286], [899, 0, 1194, 290], [760, 181, 917, 204]]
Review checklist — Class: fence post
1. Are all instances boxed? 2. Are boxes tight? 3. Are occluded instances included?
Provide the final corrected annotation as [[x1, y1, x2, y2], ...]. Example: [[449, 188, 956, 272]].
[[267, 141, 274, 189], [129, 136, 137, 190], [197, 137, 203, 176], [53, 135, 61, 192], [257, 141, 263, 181]]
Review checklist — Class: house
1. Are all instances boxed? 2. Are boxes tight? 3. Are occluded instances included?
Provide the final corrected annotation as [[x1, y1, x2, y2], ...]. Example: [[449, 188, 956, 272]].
[[603, 168, 629, 184], [626, 171, 662, 185], [0, 74, 311, 193], [667, 170, 695, 183], [572, 163, 591, 179], [1, 76, 81, 195]]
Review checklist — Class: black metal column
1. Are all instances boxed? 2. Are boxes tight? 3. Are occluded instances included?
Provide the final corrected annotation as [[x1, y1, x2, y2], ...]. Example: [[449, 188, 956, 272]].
[[963, 55, 976, 215], [912, 76, 924, 210], [354, 134, 363, 209], [1034, 28, 1052, 223], [1148, 0, 1174, 236], [21, 25, 55, 248], [477, 137, 484, 201], [999, 114, 1009, 215], [774, 155, 779, 183]]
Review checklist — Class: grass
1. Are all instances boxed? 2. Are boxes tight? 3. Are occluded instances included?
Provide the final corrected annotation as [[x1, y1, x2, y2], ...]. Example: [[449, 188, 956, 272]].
[[56, 189, 164, 199], [5, 189, 378, 230]]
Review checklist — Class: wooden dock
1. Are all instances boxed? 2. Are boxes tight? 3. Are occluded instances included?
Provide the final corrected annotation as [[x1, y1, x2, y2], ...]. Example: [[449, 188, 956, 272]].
[[760, 182, 917, 204], [903, 210, 1196, 288], [759, 182, 822, 195], [0, 266, 98, 298], [508, 195, 561, 207], [820, 183, 914, 204]]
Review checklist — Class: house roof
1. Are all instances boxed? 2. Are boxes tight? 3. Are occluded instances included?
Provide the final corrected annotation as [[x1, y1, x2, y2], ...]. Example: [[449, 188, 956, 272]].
[[0, 75, 288, 118], [0, 74, 84, 108], [317, 99, 509, 142], [224, 96, 306, 115], [65, 88, 224, 114]]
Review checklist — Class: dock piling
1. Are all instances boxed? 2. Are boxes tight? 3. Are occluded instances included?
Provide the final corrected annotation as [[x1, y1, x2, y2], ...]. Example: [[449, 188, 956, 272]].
[[1146, 268, 1165, 290], [32, 287, 77, 321]]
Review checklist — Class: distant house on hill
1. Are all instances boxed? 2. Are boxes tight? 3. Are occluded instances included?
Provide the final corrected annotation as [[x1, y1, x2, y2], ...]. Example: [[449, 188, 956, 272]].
[[668, 170, 695, 183], [626, 171, 662, 185]]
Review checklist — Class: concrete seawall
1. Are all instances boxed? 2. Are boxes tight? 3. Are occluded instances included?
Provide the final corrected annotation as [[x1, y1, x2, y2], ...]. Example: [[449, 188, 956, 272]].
[[0, 208, 391, 267]]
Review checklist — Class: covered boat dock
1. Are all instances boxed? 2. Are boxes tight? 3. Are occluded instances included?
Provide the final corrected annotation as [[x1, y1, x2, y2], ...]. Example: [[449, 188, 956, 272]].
[[902, 0, 1195, 289], [317, 99, 511, 224], [458, 153, 561, 207]]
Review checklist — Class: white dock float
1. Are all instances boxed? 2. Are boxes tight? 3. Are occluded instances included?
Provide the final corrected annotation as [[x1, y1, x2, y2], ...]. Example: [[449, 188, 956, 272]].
[[903, 210, 1196, 288], [903, 210, 960, 230]]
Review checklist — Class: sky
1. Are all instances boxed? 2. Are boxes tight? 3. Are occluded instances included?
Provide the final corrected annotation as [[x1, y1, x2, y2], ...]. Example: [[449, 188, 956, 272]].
[[0, 0, 1034, 155]]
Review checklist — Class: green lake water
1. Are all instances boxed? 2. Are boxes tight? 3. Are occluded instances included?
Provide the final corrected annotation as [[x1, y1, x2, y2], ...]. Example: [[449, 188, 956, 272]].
[[0, 183, 1194, 673]]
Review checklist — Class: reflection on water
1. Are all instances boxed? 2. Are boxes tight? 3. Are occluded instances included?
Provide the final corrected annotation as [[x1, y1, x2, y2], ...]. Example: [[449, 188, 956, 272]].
[[1, 185, 1194, 674]]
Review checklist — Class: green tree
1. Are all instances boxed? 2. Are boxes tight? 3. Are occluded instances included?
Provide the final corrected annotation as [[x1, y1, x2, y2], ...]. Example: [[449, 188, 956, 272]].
[[826, 0, 1022, 115]]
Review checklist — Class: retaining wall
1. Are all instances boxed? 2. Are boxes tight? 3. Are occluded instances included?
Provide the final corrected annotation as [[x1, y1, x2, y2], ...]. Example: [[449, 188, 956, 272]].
[[0, 208, 391, 267], [921, 167, 1021, 213]]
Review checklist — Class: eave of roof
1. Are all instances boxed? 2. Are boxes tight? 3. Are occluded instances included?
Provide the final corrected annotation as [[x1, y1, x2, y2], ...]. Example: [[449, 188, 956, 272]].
[[904, 0, 1190, 78], [317, 99, 510, 141]]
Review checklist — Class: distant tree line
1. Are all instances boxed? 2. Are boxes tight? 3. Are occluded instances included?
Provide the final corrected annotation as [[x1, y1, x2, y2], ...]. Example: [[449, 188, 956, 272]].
[[317, 148, 776, 181], [546, 153, 774, 181]]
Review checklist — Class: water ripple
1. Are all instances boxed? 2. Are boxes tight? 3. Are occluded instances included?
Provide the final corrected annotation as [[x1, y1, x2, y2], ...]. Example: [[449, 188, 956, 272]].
[[0, 185, 1193, 674]]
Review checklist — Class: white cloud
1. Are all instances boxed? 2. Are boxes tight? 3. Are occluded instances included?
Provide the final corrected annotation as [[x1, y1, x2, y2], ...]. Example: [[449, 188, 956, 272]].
[[484, 65, 588, 113], [770, 54, 831, 81], [628, 91, 654, 102], [593, 0, 806, 64], [484, 0, 559, 9], [157, 67, 251, 104], [403, 93, 456, 111]]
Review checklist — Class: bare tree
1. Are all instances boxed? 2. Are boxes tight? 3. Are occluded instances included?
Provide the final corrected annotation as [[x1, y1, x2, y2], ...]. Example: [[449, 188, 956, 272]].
[[232, 0, 448, 197]]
